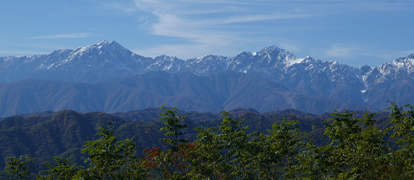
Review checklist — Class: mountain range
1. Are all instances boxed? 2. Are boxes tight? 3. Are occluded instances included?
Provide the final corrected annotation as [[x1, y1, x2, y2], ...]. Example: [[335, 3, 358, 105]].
[[0, 40, 413, 117]]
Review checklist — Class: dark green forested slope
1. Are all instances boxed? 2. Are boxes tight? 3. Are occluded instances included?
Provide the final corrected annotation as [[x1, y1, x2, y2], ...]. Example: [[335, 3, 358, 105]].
[[0, 108, 330, 172], [3, 105, 407, 179]]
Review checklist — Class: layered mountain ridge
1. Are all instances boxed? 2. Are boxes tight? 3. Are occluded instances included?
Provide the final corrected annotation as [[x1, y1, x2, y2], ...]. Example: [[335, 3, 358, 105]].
[[0, 40, 412, 116]]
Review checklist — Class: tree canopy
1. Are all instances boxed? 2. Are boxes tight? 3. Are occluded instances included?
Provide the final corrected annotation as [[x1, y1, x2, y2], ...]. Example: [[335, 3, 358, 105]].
[[4, 103, 414, 179]]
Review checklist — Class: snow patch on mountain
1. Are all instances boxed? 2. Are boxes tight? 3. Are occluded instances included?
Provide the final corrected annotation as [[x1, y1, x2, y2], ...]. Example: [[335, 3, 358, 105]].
[[287, 58, 305, 66], [0, 41, 413, 107]]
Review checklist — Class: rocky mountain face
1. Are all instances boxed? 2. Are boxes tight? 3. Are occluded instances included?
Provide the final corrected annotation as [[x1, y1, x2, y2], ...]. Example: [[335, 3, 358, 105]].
[[0, 40, 412, 116], [0, 41, 154, 82], [362, 54, 414, 108], [0, 71, 376, 117]]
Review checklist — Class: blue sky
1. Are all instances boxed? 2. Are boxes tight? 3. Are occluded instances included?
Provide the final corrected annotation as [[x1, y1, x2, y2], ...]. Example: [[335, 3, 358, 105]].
[[0, 0, 413, 67]]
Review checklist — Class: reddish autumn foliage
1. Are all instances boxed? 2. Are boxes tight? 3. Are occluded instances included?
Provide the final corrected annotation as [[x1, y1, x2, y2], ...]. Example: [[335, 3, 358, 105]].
[[142, 144, 198, 179]]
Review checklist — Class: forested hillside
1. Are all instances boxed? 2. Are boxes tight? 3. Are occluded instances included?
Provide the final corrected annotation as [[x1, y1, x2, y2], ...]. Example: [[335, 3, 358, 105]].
[[3, 104, 412, 179]]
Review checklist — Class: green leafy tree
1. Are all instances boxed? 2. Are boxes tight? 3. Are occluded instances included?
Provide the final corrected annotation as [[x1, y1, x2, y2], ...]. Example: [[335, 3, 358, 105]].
[[386, 102, 414, 178], [300, 110, 390, 179], [192, 111, 260, 179], [4, 154, 38, 180], [158, 105, 189, 152], [252, 119, 307, 179], [38, 121, 146, 179], [77, 121, 146, 179], [190, 121, 228, 179], [39, 157, 84, 180], [142, 106, 192, 179]]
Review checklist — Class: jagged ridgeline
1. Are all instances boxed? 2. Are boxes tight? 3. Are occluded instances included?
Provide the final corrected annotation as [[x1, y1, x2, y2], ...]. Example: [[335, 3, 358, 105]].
[[0, 41, 413, 117]]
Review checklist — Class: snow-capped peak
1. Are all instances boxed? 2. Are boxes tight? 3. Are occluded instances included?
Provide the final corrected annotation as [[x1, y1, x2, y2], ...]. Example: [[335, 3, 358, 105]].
[[98, 40, 110, 45], [155, 55, 179, 61], [50, 48, 72, 55], [376, 54, 414, 75], [259, 45, 281, 54]]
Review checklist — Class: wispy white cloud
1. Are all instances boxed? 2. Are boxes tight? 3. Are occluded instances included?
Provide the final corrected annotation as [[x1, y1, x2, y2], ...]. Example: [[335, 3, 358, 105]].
[[134, 44, 216, 59], [400, 49, 414, 56], [150, 14, 242, 45], [178, 0, 257, 4], [323, 44, 414, 66], [101, 0, 414, 61], [361, 48, 414, 61], [32, 33, 93, 39], [325, 45, 358, 57], [220, 13, 312, 24], [100, 2, 138, 14], [0, 50, 49, 55], [279, 43, 301, 53], [128, 0, 312, 58]]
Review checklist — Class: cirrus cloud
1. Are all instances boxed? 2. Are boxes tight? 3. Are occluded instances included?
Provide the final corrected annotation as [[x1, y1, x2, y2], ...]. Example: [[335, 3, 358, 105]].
[[325, 45, 358, 57], [32, 33, 93, 39]]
